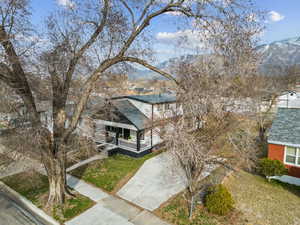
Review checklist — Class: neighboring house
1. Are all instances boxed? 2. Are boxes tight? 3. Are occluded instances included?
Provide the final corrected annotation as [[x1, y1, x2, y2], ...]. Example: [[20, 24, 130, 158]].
[[93, 94, 178, 157], [277, 91, 299, 108], [268, 94, 300, 182]]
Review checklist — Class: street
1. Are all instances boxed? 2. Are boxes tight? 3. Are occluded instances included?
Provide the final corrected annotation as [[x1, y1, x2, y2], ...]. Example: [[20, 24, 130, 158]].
[[0, 191, 48, 225]]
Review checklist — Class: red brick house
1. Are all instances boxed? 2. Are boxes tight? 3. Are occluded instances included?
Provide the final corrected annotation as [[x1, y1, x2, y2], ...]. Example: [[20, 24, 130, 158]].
[[268, 107, 300, 183]]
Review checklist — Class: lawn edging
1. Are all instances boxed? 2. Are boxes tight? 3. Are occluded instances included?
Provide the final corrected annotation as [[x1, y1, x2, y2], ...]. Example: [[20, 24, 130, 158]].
[[0, 180, 60, 225]]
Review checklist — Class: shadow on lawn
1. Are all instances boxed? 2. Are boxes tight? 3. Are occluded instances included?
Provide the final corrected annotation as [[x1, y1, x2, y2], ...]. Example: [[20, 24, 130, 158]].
[[269, 179, 300, 197]]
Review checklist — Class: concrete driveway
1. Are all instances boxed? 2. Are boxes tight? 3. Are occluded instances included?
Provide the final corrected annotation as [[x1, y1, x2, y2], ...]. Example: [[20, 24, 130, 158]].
[[0, 191, 49, 225], [117, 152, 217, 211], [117, 152, 187, 211]]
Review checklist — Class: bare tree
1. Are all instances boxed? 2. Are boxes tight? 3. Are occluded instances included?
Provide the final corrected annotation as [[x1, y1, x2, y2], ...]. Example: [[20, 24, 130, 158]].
[[0, 0, 263, 208], [162, 2, 263, 218], [238, 67, 300, 146]]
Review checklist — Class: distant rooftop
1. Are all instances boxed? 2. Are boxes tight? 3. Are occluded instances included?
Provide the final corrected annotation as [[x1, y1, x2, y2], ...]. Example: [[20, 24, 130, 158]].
[[113, 94, 176, 104]]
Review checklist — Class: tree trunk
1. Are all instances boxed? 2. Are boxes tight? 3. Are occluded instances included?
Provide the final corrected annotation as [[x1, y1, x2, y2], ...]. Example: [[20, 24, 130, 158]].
[[42, 149, 69, 206], [259, 125, 266, 143], [189, 195, 195, 219]]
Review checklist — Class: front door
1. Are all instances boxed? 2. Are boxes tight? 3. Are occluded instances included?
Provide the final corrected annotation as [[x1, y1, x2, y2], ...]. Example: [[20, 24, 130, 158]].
[[123, 129, 130, 140]]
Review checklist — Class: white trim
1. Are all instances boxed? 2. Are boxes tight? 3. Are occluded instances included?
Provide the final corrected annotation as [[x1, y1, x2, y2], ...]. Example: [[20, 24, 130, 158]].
[[284, 146, 300, 168], [268, 140, 300, 148]]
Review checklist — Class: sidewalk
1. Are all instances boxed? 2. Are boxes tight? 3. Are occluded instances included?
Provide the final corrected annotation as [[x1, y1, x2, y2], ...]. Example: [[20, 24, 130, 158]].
[[65, 175, 169, 225]]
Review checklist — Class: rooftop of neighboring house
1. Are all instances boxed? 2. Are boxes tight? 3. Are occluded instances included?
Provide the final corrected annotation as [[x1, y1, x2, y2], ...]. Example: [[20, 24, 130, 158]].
[[112, 93, 176, 104], [268, 107, 300, 147]]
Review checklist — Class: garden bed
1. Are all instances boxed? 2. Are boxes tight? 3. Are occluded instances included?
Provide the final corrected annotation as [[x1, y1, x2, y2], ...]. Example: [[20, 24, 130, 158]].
[[70, 151, 162, 192], [1, 170, 94, 223]]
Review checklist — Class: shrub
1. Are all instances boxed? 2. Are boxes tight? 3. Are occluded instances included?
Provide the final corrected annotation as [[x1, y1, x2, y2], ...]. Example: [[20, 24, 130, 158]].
[[205, 184, 234, 216], [258, 158, 288, 177]]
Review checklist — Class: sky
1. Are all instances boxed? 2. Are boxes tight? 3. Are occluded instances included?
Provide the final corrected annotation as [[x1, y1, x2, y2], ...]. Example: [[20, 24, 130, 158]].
[[29, 0, 300, 62]]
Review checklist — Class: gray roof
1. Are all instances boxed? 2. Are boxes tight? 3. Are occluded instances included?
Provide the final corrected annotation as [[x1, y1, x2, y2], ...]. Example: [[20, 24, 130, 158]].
[[268, 108, 300, 146], [114, 94, 176, 104], [113, 100, 150, 130]]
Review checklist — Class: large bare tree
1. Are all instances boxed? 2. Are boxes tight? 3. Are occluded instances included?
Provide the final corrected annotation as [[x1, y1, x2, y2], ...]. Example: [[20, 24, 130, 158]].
[[0, 0, 262, 207], [162, 3, 263, 217]]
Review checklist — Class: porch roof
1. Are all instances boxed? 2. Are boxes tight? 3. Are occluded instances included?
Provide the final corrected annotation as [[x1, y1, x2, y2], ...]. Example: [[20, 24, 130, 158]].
[[113, 100, 150, 130], [113, 94, 176, 104]]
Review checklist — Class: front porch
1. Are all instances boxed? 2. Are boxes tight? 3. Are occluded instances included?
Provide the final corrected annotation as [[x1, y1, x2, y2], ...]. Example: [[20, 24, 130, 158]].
[[94, 122, 153, 156]]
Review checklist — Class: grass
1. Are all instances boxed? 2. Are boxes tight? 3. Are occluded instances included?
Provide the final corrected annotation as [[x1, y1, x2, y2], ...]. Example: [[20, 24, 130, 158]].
[[225, 170, 300, 225], [156, 192, 245, 225], [1, 171, 94, 223], [157, 194, 219, 225], [70, 151, 162, 192], [155, 167, 247, 225]]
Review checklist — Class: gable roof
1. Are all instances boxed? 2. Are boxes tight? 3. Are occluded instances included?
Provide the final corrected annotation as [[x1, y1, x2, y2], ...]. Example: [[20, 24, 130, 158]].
[[113, 94, 176, 104], [113, 100, 150, 130], [268, 108, 300, 147]]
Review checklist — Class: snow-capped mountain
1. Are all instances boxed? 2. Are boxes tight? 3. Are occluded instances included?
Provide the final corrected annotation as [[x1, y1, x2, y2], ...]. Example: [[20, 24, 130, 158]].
[[256, 37, 300, 75], [127, 37, 300, 80]]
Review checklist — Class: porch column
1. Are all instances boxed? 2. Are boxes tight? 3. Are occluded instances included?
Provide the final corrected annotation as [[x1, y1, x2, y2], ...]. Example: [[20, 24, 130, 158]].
[[136, 130, 140, 152], [116, 130, 119, 145]]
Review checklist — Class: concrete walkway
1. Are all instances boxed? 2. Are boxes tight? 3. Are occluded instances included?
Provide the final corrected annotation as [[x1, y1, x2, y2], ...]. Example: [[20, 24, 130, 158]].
[[65, 174, 169, 225], [270, 175, 300, 186], [66, 155, 106, 172]]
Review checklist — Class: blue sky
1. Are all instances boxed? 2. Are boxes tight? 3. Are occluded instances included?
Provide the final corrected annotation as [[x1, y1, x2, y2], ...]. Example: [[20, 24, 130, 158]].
[[30, 0, 300, 61]]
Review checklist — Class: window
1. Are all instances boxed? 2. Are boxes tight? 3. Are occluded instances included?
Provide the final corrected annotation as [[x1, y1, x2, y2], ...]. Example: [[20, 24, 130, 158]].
[[165, 103, 170, 110], [140, 131, 145, 140], [285, 146, 300, 166], [157, 104, 164, 111]]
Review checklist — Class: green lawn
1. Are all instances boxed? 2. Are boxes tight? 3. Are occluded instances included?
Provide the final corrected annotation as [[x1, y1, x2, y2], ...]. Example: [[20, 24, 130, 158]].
[[1, 171, 94, 223], [70, 151, 162, 192], [156, 168, 246, 225], [157, 194, 220, 225]]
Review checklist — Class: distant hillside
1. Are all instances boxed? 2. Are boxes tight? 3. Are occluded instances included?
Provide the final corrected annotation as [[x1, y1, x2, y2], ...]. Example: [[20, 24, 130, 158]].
[[126, 37, 300, 80]]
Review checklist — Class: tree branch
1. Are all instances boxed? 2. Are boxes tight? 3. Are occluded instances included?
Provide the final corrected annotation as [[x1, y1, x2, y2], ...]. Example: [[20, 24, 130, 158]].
[[121, 56, 180, 85], [62, 0, 110, 103]]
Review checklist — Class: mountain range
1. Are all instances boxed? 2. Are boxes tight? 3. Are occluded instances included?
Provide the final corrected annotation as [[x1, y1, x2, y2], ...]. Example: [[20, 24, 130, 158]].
[[128, 37, 300, 80], [256, 37, 300, 75]]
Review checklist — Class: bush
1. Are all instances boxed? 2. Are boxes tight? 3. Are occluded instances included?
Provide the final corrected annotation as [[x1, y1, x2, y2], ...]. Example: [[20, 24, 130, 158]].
[[258, 158, 288, 177], [205, 184, 234, 216]]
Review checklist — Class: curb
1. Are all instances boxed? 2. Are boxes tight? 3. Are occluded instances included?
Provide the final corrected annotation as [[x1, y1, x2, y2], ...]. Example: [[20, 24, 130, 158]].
[[0, 181, 60, 225]]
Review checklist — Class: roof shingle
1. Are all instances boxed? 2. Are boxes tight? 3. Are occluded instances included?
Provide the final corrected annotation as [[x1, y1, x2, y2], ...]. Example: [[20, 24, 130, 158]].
[[268, 108, 300, 147]]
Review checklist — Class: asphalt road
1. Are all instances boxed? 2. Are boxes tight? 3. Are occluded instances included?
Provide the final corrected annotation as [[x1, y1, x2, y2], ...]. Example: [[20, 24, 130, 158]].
[[0, 191, 49, 225]]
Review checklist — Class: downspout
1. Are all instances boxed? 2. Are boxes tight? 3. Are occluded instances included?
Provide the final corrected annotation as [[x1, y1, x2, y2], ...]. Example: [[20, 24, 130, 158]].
[[137, 130, 140, 152], [151, 104, 153, 148]]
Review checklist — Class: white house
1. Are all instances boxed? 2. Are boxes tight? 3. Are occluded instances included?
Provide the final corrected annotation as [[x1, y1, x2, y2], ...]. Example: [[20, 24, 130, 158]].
[[93, 94, 180, 157]]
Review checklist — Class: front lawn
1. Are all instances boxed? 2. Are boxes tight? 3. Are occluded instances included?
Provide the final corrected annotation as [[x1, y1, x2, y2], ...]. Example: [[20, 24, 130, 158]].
[[1, 171, 94, 223], [156, 167, 246, 225], [70, 151, 162, 192], [157, 194, 220, 225], [225, 170, 300, 225]]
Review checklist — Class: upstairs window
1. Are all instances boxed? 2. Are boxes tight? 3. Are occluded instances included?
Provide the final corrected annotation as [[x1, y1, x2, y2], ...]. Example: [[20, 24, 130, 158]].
[[285, 146, 300, 166]]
